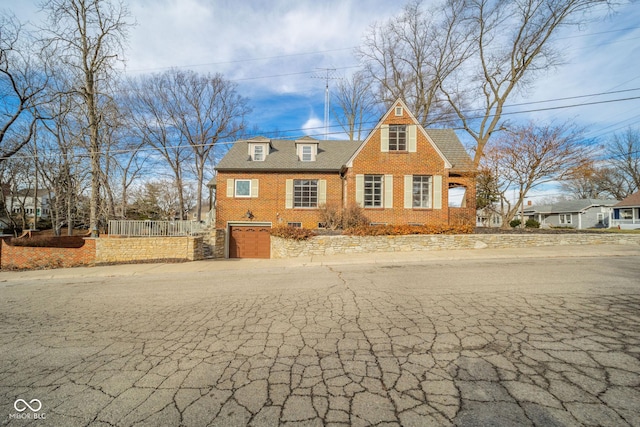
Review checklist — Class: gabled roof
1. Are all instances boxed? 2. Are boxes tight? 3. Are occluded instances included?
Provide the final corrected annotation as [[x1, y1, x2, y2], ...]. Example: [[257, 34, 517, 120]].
[[615, 190, 640, 207], [525, 199, 619, 214], [215, 139, 361, 172], [345, 98, 473, 173]]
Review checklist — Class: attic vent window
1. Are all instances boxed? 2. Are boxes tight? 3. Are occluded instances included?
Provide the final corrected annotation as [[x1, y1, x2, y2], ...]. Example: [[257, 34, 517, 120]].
[[395, 106, 403, 116]]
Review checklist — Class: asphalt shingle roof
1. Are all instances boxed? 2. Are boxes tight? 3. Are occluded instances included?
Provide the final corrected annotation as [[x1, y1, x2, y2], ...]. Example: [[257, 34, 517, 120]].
[[216, 129, 474, 173], [216, 139, 362, 172], [425, 129, 474, 173], [615, 190, 640, 207], [525, 199, 619, 214]]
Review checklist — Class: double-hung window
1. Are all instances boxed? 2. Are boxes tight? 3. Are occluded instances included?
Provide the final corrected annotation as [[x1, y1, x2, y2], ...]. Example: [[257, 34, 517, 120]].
[[412, 175, 431, 208], [301, 145, 313, 162], [364, 175, 383, 208], [294, 179, 318, 208], [559, 214, 572, 224], [389, 125, 407, 151], [253, 145, 263, 161]]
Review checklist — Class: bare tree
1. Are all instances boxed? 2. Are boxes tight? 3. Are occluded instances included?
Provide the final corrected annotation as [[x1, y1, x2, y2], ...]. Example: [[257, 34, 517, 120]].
[[41, 0, 132, 236], [600, 128, 640, 198], [332, 71, 379, 140], [123, 73, 191, 219], [162, 69, 249, 221], [0, 13, 49, 162], [126, 69, 249, 221], [561, 128, 640, 200], [481, 121, 593, 227], [358, 0, 616, 167], [357, 0, 472, 127]]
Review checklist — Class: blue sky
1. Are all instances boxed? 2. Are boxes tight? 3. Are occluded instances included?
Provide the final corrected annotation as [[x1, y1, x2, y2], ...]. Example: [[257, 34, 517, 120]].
[[3, 0, 640, 201]]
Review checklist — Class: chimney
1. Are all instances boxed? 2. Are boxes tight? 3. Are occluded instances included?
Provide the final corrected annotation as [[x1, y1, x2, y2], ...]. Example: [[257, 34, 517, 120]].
[[527, 200, 532, 206]]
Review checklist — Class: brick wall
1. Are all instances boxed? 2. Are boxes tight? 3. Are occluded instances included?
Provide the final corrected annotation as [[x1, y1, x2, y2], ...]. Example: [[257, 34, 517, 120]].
[[95, 236, 203, 264], [1, 238, 96, 269], [346, 105, 475, 226], [271, 233, 640, 258], [216, 171, 343, 230]]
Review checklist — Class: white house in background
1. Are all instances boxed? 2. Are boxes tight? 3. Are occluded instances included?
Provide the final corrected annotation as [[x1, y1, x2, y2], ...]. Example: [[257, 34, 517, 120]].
[[523, 199, 619, 229], [610, 191, 640, 229], [476, 207, 503, 227], [7, 189, 51, 227]]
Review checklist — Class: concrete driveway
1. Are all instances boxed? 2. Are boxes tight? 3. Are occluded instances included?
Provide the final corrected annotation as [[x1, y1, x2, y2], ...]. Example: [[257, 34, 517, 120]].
[[1, 245, 639, 426]]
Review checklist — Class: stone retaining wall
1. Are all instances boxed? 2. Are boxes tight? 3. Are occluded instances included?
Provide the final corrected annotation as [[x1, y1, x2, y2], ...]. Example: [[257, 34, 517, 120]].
[[96, 236, 203, 264], [271, 233, 640, 258]]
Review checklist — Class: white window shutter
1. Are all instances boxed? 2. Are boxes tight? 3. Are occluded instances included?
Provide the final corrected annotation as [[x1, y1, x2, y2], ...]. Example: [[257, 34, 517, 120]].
[[384, 174, 393, 209], [381, 124, 389, 152], [227, 179, 234, 198], [285, 179, 293, 209], [404, 175, 413, 209], [433, 175, 442, 210], [318, 180, 327, 206], [251, 179, 259, 198], [355, 174, 364, 207], [408, 124, 417, 152]]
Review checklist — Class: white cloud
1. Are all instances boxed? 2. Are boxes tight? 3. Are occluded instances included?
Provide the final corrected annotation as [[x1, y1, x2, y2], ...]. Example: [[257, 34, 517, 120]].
[[301, 116, 323, 136]]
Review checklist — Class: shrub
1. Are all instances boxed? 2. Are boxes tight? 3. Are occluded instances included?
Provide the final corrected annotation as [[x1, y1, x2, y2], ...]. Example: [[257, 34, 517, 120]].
[[509, 219, 521, 228], [317, 203, 343, 230], [270, 225, 317, 240], [318, 203, 369, 230], [525, 218, 540, 228], [341, 204, 369, 229], [343, 223, 473, 236], [7, 235, 86, 248]]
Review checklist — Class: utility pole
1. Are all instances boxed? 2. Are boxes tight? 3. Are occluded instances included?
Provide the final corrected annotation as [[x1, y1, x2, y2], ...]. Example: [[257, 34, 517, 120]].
[[312, 68, 338, 140]]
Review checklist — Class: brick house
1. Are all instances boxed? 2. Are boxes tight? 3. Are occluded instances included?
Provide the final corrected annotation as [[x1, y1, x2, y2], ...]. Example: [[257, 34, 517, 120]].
[[215, 99, 476, 258]]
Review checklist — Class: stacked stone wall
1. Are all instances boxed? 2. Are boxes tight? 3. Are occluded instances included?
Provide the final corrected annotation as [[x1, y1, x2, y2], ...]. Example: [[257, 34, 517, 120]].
[[271, 233, 640, 258], [95, 236, 203, 264]]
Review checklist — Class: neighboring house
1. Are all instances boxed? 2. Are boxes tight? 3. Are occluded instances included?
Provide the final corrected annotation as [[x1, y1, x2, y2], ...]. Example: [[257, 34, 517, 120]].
[[611, 190, 640, 229], [476, 207, 503, 228], [6, 189, 51, 228], [523, 199, 619, 229], [215, 99, 476, 258]]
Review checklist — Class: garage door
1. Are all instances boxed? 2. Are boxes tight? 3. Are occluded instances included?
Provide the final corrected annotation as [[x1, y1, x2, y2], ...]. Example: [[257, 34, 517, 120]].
[[229, 225, 271, 259]]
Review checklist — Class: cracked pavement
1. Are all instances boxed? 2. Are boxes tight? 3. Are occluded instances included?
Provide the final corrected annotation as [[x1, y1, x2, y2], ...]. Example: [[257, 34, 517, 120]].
[[1, 245, 640, 426]]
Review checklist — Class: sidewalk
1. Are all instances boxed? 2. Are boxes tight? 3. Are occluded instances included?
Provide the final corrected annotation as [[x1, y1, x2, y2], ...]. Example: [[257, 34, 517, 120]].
[[1, 244, 639, 281]]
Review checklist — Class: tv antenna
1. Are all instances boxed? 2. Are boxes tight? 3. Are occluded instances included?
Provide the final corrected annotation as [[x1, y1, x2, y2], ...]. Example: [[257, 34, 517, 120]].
[[312, 68, 339, 140]]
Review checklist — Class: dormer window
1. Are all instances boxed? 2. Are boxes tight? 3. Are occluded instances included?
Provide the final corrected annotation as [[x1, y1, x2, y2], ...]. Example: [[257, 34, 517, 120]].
[[248, 138, 270, 161], [301, 145, 312, 161], [253, 145, 264, 161], [296, 140, 318, 162], [389, 125, 407, 151]]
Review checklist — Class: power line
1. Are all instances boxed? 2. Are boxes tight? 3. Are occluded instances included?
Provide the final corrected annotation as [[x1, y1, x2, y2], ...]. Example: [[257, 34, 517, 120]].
[[4, 91, 639, 161], [121, 47, 357, 74]]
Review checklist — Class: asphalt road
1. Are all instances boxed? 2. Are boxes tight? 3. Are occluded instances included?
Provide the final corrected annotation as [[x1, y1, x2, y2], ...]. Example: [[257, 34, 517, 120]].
[[1, 245, 639, 426]]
